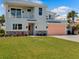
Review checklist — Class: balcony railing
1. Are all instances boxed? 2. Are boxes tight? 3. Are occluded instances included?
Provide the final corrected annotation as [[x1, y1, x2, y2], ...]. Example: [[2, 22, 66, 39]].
[[11, 15, 34, 19], [10, 15, 36, 21], [47, 18, 67, 23]]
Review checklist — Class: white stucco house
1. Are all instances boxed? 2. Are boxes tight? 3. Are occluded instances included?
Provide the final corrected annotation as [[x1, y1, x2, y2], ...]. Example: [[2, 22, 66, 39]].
[[4, 0, 67, 36]]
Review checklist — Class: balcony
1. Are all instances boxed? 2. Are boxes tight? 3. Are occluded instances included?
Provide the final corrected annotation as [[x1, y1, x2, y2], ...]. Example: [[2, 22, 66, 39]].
[[46, 18, 55, 21], [10, 14, 36, 21], [9, 7, 36, 21], [47, 18, 66, 23]]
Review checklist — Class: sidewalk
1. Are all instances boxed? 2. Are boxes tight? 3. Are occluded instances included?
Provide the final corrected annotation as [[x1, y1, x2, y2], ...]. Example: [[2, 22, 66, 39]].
[[53, 35, 79, 42]]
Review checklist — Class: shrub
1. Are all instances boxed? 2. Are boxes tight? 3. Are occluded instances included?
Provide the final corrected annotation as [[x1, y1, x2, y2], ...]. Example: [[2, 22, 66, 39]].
[[74, 24, 79, 35], [0, 29, 5, 36], [75, 24, 79, 30]]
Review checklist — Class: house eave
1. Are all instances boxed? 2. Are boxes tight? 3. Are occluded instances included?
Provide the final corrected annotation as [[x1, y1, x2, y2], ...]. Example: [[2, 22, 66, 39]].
[[4, 0, 47, 8]]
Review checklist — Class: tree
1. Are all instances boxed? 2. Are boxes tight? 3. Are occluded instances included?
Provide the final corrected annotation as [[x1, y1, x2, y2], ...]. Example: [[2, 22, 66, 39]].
[[67, 11, 78, 34], [0, 15, 5, 24], [67, 11, 78, 23]]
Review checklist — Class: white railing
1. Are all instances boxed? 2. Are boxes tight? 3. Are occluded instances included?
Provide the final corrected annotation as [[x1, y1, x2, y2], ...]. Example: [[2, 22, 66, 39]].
[[11, 15, 34, 19], [47, 19, 67, 23]]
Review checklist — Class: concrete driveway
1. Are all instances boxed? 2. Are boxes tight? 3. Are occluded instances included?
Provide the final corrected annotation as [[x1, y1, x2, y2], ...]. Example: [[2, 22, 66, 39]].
[[53, 35, 79, 42]]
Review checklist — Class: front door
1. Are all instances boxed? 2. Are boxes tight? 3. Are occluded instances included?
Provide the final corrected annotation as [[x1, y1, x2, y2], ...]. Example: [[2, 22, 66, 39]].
[[28, 23, 34, 35]]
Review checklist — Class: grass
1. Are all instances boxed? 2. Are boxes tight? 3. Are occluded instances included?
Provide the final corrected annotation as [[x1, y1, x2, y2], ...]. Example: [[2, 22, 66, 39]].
[[0, 36, 79, 59]]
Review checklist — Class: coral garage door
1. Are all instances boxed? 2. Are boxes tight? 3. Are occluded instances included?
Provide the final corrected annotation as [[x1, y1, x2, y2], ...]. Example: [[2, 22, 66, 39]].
[[48, 23, 66, 35]]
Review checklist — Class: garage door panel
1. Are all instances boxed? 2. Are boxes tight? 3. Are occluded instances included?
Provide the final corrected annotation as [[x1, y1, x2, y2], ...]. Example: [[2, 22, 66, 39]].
[[48, 24, 66, 35]]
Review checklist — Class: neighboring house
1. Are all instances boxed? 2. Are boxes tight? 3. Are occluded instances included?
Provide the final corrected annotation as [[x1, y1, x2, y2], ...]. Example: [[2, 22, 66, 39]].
[[0, 16, 5, 30], [4, 0, 67, 35], [46, 11, 67, 35], [75, 19, 79, 25], [47, 15, 67, 35], [0, 23, 5, 31], [1, 23, 6, 30], [0, 23, 5, 30]]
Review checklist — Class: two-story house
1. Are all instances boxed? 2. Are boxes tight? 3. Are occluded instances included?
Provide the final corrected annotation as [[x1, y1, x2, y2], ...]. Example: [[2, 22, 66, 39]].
[[4, 0, 48, 35]]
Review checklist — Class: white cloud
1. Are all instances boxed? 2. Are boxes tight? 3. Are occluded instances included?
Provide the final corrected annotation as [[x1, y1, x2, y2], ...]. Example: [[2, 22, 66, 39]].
[[25, 0, 43, 4], [51, 6, 79, 20], [32, 0, 43, 4], [51, 6, 71, 15], [1, 4, 4, 8], [0, 4, 5, 15], [51, 6, 72, 20], [0, 4, 4, 9]]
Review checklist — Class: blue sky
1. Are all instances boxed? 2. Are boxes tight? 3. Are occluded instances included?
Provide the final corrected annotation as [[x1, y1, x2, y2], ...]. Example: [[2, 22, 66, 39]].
[[0, 0, 3, 16], [0, 0, 79, 16], [43, 0, 79, 9]]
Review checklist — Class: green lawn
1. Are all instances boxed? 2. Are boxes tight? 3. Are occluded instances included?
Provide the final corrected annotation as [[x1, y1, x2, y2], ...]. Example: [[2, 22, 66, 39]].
[[0, 36, 79, 59]]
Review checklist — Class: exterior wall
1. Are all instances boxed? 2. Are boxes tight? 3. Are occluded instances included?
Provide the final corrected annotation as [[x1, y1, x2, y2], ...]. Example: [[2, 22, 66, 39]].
[[6, 31, 27, 36], [48, 23, 67, 35]]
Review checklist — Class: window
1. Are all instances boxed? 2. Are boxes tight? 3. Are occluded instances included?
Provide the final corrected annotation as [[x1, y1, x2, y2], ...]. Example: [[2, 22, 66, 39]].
[[35, 26, 37, 29], [13, 24, 17, 30], [27, 9, 31, 12], [18, 24, 22, 30], [17, 9, 21, 18], [46, 26, 48, 29], [13, 24, 22, 30], [22, 11, 24, 13], [11, 8, 21, 18], [11, 8, 16, 17], [8, 10, 10, 12], [49, 15, 51, 19], [39, 8, 42, 15]]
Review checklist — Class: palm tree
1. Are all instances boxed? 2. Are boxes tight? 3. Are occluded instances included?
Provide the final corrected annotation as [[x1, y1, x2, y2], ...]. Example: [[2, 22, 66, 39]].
[[67, 11, 78, 23], [67, 11, 78, 34]]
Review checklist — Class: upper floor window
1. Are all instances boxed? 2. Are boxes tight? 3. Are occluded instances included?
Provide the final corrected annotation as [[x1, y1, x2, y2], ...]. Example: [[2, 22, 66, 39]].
[[49, 15, 51, 19], [17, 9, 21, 18], [11, 8, 21, 18], [11, 8, 16, 18], [27, 9, 31, 12], [39, 8, 42, 16]]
